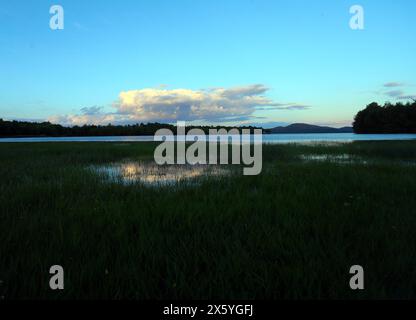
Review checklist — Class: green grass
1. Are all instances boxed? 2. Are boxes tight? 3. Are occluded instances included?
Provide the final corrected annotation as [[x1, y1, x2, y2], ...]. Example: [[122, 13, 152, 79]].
[[0, 141, 416, 299]]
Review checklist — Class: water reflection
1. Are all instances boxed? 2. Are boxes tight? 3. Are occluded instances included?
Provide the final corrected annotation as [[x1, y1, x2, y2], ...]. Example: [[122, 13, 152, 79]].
[[299, 154, 416, 166], [90, 161, 229, 186], [299, 154, 367, 164]]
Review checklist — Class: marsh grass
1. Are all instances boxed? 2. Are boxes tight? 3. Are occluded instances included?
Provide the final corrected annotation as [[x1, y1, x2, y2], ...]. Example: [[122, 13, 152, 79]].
[[0, 141, 416, 299]]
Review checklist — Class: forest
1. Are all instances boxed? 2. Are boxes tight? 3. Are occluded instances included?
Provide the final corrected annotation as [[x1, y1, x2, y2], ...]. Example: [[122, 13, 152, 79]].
[[0, 119, 260, 137], [353, 100, 416, 134]]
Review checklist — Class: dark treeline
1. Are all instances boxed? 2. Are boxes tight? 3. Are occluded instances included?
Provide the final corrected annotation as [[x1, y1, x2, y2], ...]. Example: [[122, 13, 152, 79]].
[[353, 100, 416, 134], [0, 119, 262, 137]]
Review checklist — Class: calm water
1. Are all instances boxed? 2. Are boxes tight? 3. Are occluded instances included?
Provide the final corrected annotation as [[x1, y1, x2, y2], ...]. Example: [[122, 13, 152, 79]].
[[1, 133, 416, 143], [91, 161, 229, 186]]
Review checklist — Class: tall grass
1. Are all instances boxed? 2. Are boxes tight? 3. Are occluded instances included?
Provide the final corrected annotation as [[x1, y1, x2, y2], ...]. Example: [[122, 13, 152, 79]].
[[0, 141, 415, 299]]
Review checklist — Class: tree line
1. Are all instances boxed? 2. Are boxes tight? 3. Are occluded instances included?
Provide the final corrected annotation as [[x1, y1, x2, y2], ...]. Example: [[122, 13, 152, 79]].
[[0, 119, 261, 137], [353, 100, 416, 134]]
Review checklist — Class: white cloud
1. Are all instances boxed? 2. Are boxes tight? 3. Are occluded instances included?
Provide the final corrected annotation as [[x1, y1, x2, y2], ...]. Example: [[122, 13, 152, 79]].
[[385, 90, 404, 97], [383, 82, 404, 88], [48, 85, 309, 126], [48, 113, 121, 126]]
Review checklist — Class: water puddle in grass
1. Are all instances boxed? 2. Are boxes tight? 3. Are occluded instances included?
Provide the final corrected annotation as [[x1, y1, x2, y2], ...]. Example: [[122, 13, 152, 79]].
[[299, 154, 368, 164], [90, 161, 230, 187], [299, 154, 416, 166]]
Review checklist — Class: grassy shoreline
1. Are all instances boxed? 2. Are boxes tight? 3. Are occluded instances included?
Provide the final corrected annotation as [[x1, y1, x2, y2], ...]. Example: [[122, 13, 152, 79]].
[[1, 141, 416, 299]]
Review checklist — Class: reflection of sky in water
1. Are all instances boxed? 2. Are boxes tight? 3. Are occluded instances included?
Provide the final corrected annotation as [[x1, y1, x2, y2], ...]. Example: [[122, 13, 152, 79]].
[[299, 154, 416, 166], [299, 154, 367, 164], [91, 161, 229, 186]]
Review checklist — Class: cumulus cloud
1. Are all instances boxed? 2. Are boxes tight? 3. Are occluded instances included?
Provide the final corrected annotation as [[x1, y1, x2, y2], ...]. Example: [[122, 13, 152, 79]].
[[115, 84, 284, 121], [48, 112, 122, 127], [48, 85, 309, 126]]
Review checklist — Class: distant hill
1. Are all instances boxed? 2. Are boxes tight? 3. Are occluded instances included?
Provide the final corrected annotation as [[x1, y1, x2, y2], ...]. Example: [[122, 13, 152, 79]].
[[269, 123, 353, 134]]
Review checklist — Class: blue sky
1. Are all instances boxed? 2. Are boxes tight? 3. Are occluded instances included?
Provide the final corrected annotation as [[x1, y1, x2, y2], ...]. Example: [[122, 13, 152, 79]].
[[0, 0, 415, 128]]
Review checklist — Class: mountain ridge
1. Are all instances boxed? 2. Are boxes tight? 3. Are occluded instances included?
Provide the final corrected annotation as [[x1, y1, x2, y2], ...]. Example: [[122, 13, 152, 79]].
[[269, 123, 353, 134]]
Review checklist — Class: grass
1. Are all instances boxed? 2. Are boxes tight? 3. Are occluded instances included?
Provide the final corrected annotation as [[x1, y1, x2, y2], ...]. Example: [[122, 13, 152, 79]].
[[0, 141, 416, 299]]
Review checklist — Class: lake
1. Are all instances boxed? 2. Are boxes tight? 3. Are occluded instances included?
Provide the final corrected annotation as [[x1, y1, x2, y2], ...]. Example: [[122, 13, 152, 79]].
[[1, 133, 416, 143]]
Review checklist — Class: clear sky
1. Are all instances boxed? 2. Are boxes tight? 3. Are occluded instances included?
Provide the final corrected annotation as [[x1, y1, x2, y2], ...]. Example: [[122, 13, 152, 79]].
[[1, 0, 415, 128]]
